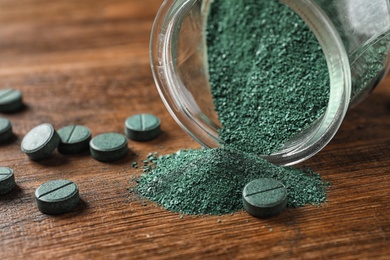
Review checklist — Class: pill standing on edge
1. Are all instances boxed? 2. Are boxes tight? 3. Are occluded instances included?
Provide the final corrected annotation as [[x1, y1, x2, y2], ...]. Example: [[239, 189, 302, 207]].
[[57, 125, 92, 154], [21, 123, 60, 160], [0, 167, 16, 194], [35, 179, 80, 215], [89, 132, 128, 162], [242, 178, 287, 218], [0, 117, 13, 143], [0, 88, 23, 112], [125, 113, 161, 141]]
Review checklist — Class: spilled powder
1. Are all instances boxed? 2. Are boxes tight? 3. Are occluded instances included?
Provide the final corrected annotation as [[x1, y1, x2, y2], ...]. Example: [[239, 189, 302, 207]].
[[136, 148, 328, 215], [135, 1, 331, 215]]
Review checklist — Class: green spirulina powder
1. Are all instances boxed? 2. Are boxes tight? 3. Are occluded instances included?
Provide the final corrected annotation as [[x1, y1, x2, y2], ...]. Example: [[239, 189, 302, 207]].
[[137, 148, 328, 215], [207, 0, 329, 155], [136, 1, 330, 215]]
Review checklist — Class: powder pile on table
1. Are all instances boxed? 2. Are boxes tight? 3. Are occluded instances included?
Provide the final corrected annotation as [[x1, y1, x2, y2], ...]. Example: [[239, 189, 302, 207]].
[[137, 148, 328, 215]]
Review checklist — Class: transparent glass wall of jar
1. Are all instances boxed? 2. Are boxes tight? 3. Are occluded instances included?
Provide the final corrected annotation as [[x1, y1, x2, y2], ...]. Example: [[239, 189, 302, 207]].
[[150, 0, 390, 165], [290, 0, 390, 105]]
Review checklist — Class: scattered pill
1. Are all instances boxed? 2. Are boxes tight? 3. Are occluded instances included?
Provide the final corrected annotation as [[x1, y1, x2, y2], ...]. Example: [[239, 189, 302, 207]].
[[89, 132, 128, 162], [242, 178, 287, 218], [0, 88, 23, 112], [0, 117, 13, 143], [125, 113, 161, 141], [35, 179, 80, 215], [0, 167, 16, 194], [57, 125, 92, 154], [21, 123, 60, 160]]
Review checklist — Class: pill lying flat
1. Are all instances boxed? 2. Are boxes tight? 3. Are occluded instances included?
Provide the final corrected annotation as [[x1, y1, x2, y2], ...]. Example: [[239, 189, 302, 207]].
[[21, 123, 60, 160], [0, 88, 23, 112], [0, 117, 13, 143], [125, 113, 161, 141], [242, 178, 287, 218], [0, 167, 16, 194], [57, 125, 91, 154], [89, 132, 128, 162], [35, 179, 80, 215]]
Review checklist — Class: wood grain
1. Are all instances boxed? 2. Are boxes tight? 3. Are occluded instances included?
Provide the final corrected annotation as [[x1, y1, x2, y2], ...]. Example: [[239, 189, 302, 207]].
[[1, 1, 390, 259]]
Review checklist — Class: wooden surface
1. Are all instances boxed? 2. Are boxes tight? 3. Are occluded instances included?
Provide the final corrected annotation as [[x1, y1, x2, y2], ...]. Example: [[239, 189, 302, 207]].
[[1, 1, 390, 259]]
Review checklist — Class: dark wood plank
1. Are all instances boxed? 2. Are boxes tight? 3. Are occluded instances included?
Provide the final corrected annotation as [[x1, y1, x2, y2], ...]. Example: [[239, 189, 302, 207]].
[[1, 0, 390, 259]]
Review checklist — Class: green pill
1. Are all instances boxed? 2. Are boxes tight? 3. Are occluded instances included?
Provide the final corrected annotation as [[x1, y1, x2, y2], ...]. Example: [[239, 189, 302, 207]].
[[125, 113, 161, 141], [0, 167, 16, 194], [35, 179, 80, 215], [242, 178, 287, 218], [0, 117, 13, 143], [89, 132, 128, 162], [0, 88, 23, 112], [57, 125, 92, 154], [21, 123, 60, 160]]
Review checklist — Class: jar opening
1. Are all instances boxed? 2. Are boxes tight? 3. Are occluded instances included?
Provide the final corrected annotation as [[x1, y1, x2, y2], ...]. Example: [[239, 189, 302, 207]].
[[151, 0, 352, 165]]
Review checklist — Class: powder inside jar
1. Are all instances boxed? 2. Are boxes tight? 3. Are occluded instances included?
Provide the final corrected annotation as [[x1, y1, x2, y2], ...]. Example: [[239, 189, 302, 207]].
[[206, 0, 330, 155]]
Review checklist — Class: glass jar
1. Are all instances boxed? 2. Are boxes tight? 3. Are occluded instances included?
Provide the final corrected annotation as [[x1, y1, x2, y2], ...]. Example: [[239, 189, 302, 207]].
[[150, 0, 390, 165]]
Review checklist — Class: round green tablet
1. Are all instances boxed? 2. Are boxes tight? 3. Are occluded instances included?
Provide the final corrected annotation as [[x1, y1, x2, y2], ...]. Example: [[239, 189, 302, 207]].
[[0, 117, 13, 143], [242, 178, 287, 218], [89, 132, 128, 162], [0, 167, 16, 194], [35, 179, 79, 215], [0, 88, 23, 112], [21, 123, 60, 160], [125, 113, 161, 141], [57, 125, 91, 154]]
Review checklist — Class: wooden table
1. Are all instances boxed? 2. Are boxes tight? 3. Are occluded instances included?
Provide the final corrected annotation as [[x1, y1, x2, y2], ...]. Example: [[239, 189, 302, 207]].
[[1, 1, 389, 259]]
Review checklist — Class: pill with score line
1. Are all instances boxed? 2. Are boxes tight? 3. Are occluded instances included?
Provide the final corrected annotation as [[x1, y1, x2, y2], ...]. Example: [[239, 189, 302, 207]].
[[0, 88, 23, 112], [0, 167, 16, 194], [125, 113, 161, 141], [0, 117, 13, 143], [35, 179, 80, 215], [57, 125, 91, 154], [242, 178, 287, 218]]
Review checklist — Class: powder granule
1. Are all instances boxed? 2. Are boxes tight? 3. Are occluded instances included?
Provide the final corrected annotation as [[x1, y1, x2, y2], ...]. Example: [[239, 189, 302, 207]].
[[136, 148, 328, 215]]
